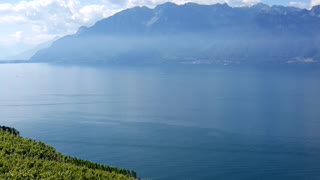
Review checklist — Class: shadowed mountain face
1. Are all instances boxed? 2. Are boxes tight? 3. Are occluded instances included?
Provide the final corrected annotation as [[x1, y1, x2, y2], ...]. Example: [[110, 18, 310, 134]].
[[31, 3, 320, 65]]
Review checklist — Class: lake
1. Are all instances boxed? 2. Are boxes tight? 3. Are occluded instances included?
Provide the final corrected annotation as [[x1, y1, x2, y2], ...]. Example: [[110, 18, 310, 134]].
[[1, 63, 320, 180]]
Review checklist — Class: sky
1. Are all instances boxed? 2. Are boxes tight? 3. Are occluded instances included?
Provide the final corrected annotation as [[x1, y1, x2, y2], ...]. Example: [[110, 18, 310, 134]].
[[0, 0, 317, 58]]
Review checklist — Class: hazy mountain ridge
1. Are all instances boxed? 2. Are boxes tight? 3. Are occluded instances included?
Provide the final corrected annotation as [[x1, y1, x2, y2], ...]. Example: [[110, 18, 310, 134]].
[[31, 2, 320, 65], [5, 36, 60, 61]]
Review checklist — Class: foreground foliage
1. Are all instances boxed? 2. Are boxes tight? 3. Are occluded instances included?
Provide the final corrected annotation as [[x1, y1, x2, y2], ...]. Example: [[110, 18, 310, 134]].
[[0, 126, 137, 179]]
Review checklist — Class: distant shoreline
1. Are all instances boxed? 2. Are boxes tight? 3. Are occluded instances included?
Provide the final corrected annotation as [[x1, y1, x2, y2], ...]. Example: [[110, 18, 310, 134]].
[[0, 60, 32, 64], [1, 60, 320, 70]]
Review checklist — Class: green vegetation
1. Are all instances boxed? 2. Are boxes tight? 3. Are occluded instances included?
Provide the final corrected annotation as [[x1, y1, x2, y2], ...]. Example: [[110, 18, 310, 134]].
[[0, 126, 137, 179]]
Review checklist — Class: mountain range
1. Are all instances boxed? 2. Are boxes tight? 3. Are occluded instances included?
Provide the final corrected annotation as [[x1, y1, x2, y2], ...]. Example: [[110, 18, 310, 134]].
[[31, 2, 320, 65]]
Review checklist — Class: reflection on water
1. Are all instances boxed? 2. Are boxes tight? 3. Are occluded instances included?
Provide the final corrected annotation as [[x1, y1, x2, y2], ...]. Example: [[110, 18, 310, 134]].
[[1, 63, 320, 179]]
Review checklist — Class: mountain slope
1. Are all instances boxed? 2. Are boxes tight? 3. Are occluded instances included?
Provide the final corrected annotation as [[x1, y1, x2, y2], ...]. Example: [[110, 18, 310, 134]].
[[31, 3, 320, 65], [0, 126, 137, 179]]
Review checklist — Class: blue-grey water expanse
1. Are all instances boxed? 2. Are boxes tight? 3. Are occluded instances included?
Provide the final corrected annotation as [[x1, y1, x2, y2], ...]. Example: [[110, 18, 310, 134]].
[[1, 63, 320, 180]]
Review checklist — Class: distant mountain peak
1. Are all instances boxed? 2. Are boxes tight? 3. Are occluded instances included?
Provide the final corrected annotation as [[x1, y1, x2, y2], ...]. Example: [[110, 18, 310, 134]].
[[155, 2, 177, 9], [206, 2, 230, 8], [311, 5, 320, 17], [76, 26, 88, 35], [311, 5, 320, 9], [250, 2, 270, 10]]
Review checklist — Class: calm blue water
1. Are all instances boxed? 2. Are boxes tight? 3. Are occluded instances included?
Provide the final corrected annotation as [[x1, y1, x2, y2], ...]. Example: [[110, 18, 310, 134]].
[[1, 63, 320, 180]]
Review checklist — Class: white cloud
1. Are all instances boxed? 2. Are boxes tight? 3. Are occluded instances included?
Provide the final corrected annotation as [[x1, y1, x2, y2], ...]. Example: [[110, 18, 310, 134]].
[[226, 0, 260, 6], [0, 0, 119, 47], [76, 5, 115, 23], [0, 15, 28, 23], [10, 31, 23, 43], [289, 1, 308, 9], [311, 0, 320, 7], [0, 0, 117, 33], [6, 30, 56, 46], [25, 34, 57, 45]]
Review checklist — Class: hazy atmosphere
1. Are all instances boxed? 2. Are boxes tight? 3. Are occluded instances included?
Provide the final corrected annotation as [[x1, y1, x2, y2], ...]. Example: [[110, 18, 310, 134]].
[[0, 0, 316, 60]]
